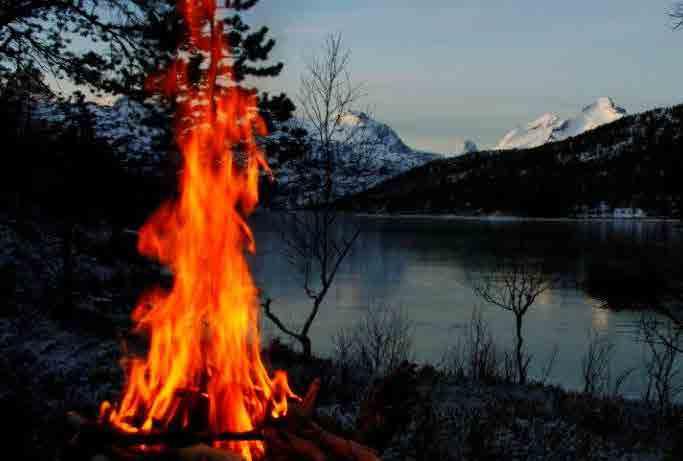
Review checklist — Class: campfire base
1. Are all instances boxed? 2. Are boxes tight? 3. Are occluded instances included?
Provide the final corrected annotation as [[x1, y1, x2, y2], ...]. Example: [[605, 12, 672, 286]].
[[66, 380, 379, 461]]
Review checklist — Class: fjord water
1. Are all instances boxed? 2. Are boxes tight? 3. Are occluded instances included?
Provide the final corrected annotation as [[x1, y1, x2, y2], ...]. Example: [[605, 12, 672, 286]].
[[251, 214, 682, 398]]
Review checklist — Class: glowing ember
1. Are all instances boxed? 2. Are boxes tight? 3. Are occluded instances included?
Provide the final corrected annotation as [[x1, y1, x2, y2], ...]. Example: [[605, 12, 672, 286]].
[[99, 1, 295, 459]]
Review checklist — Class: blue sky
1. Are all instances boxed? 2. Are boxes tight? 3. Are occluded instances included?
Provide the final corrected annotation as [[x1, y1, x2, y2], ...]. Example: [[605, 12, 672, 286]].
[[240, 0, 683, 152]]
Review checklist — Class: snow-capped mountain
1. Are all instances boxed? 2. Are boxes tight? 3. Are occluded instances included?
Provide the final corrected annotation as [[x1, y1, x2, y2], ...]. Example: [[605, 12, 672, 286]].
[[34, 97, 445, 206], [496, 97, 627, 150], [304, 111, 437, 169], [339, 102, 683, 217], [272, 112, 442, 206]]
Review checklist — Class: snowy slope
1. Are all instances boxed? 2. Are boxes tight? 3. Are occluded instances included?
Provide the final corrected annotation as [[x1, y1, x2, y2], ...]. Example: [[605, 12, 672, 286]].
[[496, 97, 627, 150]]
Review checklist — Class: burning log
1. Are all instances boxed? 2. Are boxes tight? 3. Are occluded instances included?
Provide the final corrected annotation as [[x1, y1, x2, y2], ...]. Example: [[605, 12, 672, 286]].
[[67, 411, 264, 447], [262, 379, 380, 461], [67, 380, 379, 461]]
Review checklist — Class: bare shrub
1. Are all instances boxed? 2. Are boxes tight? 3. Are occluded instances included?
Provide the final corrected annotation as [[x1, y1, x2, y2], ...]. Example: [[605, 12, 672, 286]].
[[580, 331, 636, 398], [333, 305, 414, 382], [501, 348, 517, 383], [581, 332, 614, 395], [641, 314, 683, 417], [445, 309, 500, 382], [538, 344, 559, 385]]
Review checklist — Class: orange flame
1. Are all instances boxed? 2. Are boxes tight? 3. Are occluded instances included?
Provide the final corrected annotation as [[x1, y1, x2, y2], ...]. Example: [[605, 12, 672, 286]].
[[99, 2, 294, 459]]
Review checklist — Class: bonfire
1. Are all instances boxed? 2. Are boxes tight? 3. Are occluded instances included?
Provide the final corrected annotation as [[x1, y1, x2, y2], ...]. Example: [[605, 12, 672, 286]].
[[66, 2, 379, 460]]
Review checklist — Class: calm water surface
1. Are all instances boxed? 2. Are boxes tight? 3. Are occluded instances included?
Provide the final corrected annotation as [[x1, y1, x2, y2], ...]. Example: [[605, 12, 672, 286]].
[[250, 214, 683, 399]]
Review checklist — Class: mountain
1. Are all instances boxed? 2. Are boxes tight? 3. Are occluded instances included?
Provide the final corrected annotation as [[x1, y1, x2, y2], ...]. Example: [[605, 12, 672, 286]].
[[337, 103, 683, 218], [34, 99, 448, 207], [268, 112, 444, 207], [496, 97, 627, 150], [442, 138, 478, 157]]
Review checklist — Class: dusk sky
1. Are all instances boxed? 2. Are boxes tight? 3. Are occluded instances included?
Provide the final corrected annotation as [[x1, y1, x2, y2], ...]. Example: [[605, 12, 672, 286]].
[[242, 0, 683, 152]]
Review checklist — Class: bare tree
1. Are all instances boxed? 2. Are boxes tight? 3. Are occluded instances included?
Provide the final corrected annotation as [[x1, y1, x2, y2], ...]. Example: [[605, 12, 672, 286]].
[[263, 33, 366, 358], [0, 1, 160, 95], [471, 255, 553, 384], [263, 213, 359, 357], [296, 32, 367, 202], [672, 2, 683, 29]]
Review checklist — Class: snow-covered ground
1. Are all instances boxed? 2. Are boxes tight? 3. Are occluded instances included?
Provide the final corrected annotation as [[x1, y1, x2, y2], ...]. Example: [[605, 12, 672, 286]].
[[496, 97, 627, 150]]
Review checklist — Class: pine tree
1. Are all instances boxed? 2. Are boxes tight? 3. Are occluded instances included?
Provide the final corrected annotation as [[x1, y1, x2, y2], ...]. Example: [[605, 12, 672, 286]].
[[136, 1, 298, 169], [141, 1, 294, 121], [0, 1, 168, 96], [0, 1, 294, 110]]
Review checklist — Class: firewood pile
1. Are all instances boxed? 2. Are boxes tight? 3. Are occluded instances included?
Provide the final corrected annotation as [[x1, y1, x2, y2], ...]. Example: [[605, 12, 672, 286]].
[[64, 379, 380, 461]]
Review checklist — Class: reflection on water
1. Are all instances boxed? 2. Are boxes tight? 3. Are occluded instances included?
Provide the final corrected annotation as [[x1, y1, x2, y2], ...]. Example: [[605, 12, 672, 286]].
[[250, 214, 683, 398]]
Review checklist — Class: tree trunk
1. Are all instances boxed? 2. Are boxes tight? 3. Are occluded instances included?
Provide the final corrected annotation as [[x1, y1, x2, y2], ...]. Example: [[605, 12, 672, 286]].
[[300, 335, 312, 359], [60, 224, 75, 318], [515, 314, 525, 384]]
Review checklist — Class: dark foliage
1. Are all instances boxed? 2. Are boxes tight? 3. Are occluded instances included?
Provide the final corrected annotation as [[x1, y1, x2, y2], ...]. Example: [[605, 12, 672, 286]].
[[0, 0, 298, 124], [1, 95, 167, 229], [0, 0, 169, 96]]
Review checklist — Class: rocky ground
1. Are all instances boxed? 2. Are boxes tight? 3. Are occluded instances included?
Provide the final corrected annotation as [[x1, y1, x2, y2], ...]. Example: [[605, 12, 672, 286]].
[[1, 216, 681, 460]]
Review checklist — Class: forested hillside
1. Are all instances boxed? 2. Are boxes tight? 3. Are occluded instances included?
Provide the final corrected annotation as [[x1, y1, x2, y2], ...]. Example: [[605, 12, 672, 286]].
[[339, 103, 683, 218]]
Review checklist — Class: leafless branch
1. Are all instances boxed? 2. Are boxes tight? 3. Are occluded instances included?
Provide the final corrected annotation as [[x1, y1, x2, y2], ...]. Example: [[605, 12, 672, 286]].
[[640, 313, 682, 416], [333, 304, 414, 381], [296, 32, 369, 201], [581, 332, 614, 395]]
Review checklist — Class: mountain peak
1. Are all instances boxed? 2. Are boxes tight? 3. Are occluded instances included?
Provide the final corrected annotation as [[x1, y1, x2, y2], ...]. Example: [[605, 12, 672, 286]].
[[496, 98, 627, 150], [582, 97, 626, 116]]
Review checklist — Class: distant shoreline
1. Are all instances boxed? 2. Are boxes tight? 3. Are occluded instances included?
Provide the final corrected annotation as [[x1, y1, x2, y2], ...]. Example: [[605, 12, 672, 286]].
[[352, 212, 682, 224]]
